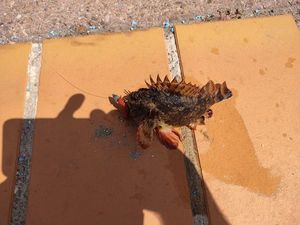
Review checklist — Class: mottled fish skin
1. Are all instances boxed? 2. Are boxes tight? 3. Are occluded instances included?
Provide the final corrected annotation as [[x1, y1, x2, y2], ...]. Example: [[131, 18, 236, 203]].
[[114, 75, 232, 149], [124, 75, 232, 127]]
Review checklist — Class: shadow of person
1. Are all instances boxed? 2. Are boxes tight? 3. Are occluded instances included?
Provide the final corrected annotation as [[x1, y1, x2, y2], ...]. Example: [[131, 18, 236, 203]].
[[203, 182, 230, 225], [0, 114, 23, 225], [1, 94, 230, 225]]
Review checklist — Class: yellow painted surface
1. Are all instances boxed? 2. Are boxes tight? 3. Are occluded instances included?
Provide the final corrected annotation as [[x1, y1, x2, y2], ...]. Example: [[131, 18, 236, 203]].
[[0, 44, 30, 225], [26, 29, 194, 225], [175, 15, 300, 225]]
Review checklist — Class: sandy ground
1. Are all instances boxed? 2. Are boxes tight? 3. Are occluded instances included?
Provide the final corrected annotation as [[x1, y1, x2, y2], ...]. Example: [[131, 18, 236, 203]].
[[0, 0, 300, 44]]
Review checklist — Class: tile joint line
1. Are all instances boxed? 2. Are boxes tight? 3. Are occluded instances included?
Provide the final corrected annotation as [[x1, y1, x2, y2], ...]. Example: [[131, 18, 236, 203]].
[[11, 43, 42, 225], [164, 30, 209, 225]]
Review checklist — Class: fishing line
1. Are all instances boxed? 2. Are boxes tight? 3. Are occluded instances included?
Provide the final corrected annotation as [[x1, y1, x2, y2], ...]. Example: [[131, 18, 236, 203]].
[[43, 60, 109, 99]]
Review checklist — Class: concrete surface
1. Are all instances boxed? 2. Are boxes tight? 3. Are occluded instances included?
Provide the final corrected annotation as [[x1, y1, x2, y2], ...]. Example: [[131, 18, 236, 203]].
[[0, 0, 300, 44], [25, 29, 194, 225], [1, 11, 300, 225], [175, 14, 300, 225], [0, 43, 30, 225]]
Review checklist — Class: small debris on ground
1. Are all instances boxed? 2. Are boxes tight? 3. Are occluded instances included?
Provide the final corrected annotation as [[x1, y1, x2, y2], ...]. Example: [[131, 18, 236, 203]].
[[163, 19, 175, 33], [76, 25, 88, 34], [163, 19, 171, 29], [48, 30, 59, 37], [18, 155, 26, 163], [129, 150, 142, 160], [130, 20, 138, 30], [95, 126, 113, 137], [10, 35, 18, 42], [88, 25, 97, 30], [194, 15, 204, 21]]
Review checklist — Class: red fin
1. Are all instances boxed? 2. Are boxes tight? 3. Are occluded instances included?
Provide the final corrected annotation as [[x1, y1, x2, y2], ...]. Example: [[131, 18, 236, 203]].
[[137, 120, 156, 149], [156, 127, 181, 149], [137, 126, 151, 149]]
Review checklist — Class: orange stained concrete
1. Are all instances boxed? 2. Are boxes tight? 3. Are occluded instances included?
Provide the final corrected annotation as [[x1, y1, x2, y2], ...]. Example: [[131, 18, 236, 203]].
[[0, 44, 30, 225], [175, 15, 300, 225], [25, 29, 194, 225]]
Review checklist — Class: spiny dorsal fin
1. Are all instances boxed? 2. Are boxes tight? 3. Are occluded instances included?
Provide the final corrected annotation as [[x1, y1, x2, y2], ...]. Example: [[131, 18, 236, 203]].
[[199, 80, 232, 103], [124, 89, 131, 95], [145, 75, 232, 99], [157, 74, 162, 83], [163, 76, 170, 84], [150, 76, 155, 85], [145, 81, 151, 88], [145, 75, 202, 97]]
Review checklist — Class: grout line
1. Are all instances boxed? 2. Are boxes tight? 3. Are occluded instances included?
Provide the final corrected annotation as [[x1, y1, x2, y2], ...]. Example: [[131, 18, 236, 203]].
[[11, 43, 42, 225], [163, 30, 209, 225], [23, 43, 42, 119], [164, 31, 182, 80], [181, 127, 209, 225]]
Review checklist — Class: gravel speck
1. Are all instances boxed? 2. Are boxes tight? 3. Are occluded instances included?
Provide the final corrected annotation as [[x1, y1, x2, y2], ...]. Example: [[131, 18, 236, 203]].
[[129, 150, 142, 160], [0, 0, 299, 44], [95, 126, 113, 137]]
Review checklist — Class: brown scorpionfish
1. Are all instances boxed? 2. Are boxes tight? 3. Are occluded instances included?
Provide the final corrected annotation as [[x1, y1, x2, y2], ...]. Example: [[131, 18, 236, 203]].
[[110, 75, 232, 149]]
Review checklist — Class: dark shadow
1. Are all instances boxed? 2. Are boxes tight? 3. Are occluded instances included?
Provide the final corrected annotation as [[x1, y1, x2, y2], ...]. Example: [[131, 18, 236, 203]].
[[1, 94, 229, 225], [184, 150, 230, 225], [0, 115, 23, 225], [199, 90, 281, 196], [204, 182, 230, 225]]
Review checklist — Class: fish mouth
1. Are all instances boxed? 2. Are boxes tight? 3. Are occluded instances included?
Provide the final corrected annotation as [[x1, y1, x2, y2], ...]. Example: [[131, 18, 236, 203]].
[[112, 94, 120, 101], [108, 94, 120, 108]]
